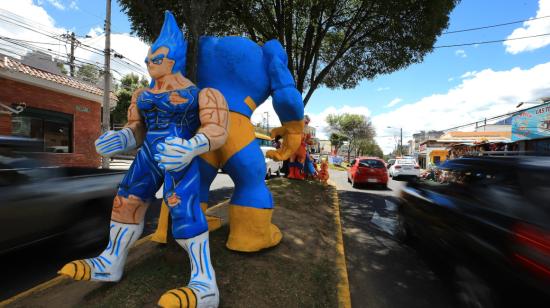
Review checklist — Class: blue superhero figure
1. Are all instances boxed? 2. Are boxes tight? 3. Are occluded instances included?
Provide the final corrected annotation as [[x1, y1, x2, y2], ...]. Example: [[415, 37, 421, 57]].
[[59, 12, 228, 308], [152, 19, 305, 253], [195, 36, 305, 252]]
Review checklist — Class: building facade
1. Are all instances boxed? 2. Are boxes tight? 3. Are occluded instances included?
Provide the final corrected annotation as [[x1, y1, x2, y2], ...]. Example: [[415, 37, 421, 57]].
[[0, 55, 116, 168]]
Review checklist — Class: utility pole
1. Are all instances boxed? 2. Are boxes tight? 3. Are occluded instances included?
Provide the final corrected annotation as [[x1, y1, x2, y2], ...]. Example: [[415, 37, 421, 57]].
[[101, 0, 112, 169], [69, 32, 76, 77], [264, 111, 269, 133], [400, 127, 403, 156]]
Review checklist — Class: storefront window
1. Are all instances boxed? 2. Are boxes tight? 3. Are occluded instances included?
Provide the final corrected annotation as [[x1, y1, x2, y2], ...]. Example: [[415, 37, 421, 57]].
[[11, 108, 73, 153]]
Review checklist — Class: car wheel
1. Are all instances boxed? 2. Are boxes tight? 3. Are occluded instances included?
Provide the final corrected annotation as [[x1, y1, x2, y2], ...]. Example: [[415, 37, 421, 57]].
[[352, 179, 359, 188], [455, 266, 496, 308]]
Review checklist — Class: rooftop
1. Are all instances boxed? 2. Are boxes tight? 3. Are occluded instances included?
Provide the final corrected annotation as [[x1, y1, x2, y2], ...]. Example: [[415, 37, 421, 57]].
[[0, 55, 116, 103]]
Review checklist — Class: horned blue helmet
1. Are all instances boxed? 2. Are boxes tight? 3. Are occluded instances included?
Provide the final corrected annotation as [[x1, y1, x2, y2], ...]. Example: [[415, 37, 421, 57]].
[[150, 10, 187, 75]]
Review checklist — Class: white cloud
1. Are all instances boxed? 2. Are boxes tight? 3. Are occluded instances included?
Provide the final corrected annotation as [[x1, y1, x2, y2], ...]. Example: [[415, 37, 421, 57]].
[[0, 0, 66, 57], [252, 100, 371, 142], [69, 1, 79, 10], [45, 0, 65, 10], [0, 0, 149, 80], [455, 49, 467, 58], [385, 98, 402, 108], [86, 26, 103, 38], [460, 70, 477, 79], [376, 86, 390, 92], [77, 32, 149, 80], [371, 62, 550, 153], [448, 77, 454, 82], [251, 98, 281, 129], [504, 0, 550, 54]]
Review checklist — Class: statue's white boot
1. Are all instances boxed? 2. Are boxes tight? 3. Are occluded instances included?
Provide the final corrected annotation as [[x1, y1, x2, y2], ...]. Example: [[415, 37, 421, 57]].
[[58, 220, 143, 281], [158, 231, 219, 308]]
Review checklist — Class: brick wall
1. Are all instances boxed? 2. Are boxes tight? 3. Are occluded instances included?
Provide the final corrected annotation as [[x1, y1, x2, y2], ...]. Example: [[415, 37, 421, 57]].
[[0, 113, 11, 135], [0, 78, 101, 168]]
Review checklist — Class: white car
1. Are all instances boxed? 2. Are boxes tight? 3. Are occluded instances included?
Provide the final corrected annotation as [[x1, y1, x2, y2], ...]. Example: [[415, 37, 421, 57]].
[[389, 158, 420, 179], [256, 133, 283, 179]]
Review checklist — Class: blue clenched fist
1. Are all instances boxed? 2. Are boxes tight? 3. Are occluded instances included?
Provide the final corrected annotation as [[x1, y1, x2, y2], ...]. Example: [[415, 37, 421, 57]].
[[95, 128, 137, 157], [154, 134, 210, 172]]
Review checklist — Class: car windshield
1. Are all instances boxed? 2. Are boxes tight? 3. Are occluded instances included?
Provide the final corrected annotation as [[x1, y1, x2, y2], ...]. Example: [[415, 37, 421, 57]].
[[359, 159, 385, 168]]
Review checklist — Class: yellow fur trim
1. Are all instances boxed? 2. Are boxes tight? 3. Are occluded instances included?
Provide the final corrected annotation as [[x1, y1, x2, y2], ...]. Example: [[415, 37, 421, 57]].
[[58, 260, 90, 281], [226, 205, 282, 252], [199, 111, 256, 168], [244, 96, 257, 112], [201, 202, 222, 232], [158, 287, 197, 308], [151, 201, 170, 244]]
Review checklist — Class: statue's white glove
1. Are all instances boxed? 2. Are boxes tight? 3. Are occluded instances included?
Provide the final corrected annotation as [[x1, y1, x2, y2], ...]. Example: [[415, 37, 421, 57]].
[[154, 134, 210, 172], [95, 128, 137, 157]]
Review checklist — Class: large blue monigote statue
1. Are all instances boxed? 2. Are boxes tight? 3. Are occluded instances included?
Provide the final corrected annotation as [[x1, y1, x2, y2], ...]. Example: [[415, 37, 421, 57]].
[[59, 10, 304, 308]]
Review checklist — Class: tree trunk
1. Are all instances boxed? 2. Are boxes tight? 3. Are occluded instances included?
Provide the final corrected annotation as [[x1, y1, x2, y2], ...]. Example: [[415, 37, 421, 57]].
[[183, 0, 221, 83]]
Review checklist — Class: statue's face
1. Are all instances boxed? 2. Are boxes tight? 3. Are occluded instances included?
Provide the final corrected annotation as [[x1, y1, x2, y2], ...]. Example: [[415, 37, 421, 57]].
[[145, 47, 175, 80]]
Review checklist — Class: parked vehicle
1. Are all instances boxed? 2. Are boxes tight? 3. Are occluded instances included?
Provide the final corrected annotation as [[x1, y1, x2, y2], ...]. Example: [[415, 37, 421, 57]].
[[398, 156, 550, 306], [255, 132, 283, 179], [0, 136, 125, 257], [389, 158, 420, 179], [347, 157, 388, 188]]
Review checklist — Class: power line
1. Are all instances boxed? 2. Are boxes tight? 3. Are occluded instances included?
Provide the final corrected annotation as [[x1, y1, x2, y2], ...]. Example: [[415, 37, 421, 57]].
[[443, 15, 550, 34], [440, 101, 549, 132], [434, 32, 550, 48], [0, 11, 147, 77], [0, 36, 60, 46]]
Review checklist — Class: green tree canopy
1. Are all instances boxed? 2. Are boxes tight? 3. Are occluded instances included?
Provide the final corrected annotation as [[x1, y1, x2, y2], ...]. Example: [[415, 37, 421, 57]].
[[76, 64, 102, 84], [326, 113, 374, 161], [355, 139, 383, 158], [112, 73, 149, 125], [329, 132, 347, 155], [118, 0, 458, 105]]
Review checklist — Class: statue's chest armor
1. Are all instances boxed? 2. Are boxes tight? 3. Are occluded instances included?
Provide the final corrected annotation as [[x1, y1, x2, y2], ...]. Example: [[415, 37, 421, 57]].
[[137, 87, 200, 136]]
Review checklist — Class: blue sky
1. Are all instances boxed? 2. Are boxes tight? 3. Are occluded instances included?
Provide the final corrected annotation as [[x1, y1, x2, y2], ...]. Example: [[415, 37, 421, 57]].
[[308, 0, 547, 114], [1, 0, 550, 152]]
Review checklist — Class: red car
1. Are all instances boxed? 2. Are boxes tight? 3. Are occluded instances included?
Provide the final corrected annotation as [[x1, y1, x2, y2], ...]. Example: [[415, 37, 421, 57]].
[[347, 157, 389, 188]]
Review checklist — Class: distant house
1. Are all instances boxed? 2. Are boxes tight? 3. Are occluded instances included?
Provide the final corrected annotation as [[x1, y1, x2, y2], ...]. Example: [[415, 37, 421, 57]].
[[418, 131, 512, 168], [0, 55, 117, 168]]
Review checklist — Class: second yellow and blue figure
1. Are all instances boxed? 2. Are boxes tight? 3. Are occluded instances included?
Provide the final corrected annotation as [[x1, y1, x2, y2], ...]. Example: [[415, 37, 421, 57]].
[[152, 18, 305, 253]]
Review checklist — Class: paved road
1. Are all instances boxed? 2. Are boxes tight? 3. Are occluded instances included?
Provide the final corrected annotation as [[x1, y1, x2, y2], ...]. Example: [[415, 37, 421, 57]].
[[0, 173, 237, 301], [331, 169, 456, 308]]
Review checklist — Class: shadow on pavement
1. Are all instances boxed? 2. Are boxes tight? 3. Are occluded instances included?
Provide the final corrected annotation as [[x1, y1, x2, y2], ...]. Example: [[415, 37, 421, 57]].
[[337, 189, 456, 308]]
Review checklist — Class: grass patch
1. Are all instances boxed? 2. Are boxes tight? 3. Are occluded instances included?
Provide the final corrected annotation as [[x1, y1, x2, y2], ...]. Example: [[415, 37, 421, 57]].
[[81, 178, 340, 307], [329, 164, 348, 171]]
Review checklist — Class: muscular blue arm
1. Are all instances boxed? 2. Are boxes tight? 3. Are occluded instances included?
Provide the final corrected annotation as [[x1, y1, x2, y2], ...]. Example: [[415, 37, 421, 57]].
[[263, 40, 304, 123]]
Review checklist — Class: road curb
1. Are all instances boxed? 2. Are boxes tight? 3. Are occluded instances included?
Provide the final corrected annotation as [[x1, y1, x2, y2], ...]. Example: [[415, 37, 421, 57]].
[[328, 180, 352, 308], [0, 234, 153, 307]]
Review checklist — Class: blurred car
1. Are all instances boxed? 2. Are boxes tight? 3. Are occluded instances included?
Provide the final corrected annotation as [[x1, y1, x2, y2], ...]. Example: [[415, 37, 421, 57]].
[[389, 158, 420, 179], [397, 156, 550, 306], [386, 158, 396, 169], [347, 156, 388, 188], [255, 132, 283, 179], [0, 136, 125, 256]]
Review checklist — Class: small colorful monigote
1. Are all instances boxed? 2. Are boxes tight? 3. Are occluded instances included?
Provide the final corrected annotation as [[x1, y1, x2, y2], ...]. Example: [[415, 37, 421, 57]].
[[288, 115, 313, 180], [318, 159, 330, 185], [58, 11, 228, 308]]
